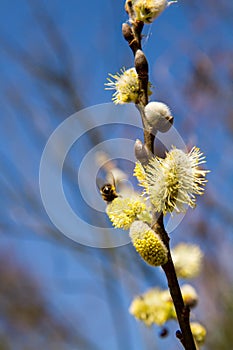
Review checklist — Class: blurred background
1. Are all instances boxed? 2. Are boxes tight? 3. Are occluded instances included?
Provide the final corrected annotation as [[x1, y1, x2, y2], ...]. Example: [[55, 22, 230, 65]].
[[1, 0, 233, 349]]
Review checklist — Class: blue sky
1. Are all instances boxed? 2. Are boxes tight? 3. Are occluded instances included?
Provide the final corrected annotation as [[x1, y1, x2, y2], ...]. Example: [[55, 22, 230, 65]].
[[1, 1, 233, 349]]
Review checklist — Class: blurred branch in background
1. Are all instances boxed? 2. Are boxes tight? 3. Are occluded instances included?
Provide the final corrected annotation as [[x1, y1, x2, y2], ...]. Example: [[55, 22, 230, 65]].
[[1, 0, 81, 113], [206, 288, 233, 350], [0, 1, 148, 349], [0, 252, 101, 350]]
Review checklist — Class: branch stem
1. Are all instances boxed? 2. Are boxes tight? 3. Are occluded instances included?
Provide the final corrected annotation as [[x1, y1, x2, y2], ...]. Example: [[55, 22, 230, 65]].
[[153, 216, 197, 350], [122, 12, 197, 350]]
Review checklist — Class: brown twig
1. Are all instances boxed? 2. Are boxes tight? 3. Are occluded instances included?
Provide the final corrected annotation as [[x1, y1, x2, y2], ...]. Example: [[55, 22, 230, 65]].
[[122, 19, 155, 153], [122, 10, 197, 350], [153, 216, 197, 350]]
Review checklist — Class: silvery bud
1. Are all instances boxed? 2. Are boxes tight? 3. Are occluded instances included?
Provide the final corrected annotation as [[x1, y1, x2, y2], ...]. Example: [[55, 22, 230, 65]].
[[134, 139, 151, 165], [144, 101, 174, 133]]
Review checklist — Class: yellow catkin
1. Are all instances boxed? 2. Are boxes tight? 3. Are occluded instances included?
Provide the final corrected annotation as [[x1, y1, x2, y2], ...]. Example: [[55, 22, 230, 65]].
[[130, 221, 168, 266], [106, 197, 146, 230]]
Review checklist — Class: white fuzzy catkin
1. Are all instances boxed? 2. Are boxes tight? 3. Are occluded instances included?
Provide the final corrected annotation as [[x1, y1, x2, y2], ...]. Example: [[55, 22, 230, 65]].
[[144, 101, 173, 133]]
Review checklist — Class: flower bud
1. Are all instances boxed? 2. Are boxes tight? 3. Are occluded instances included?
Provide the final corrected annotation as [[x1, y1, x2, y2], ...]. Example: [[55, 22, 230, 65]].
[[122, 23, 134, 41], [135, 49, 149, 77], [122, 23, 141, 54], [134, 139, 151, 165], [144, 101, 174, 133]]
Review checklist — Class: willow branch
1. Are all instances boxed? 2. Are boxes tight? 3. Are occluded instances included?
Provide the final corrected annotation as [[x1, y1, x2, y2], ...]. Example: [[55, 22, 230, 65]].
[[122, 20, 155, 153], [153, 216, 197, 350], [122, 14, 197, 350]]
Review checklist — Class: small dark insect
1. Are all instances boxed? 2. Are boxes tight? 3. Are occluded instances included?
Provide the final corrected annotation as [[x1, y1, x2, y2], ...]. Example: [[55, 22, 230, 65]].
[[97, 173, 118, 203], [100, 183, 118, 203]]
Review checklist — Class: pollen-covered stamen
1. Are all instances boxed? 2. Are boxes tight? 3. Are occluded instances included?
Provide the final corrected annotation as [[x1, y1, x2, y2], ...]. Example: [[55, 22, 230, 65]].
[[129, 287, 176, 327], [142, 146, 209, 214], [132, 0, 177, 24], [190, 322, 207, 346], [105, 67, 152, 104], [106, 197, 147, 230], [171, 243, 203, 279]]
